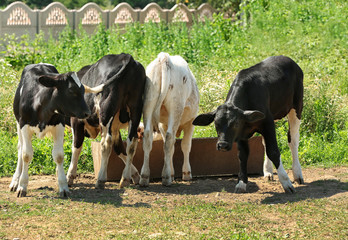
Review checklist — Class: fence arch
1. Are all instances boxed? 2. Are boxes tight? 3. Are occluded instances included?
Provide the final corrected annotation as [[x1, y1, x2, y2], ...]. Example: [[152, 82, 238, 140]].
[[0, 1, 215, 39]]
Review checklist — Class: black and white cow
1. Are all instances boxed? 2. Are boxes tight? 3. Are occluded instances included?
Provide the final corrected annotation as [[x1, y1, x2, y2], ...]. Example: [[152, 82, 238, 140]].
[[66, 53, 146, 189], [140, 52, 199, 187], [193, 56, 304, 193], [10, 63, 99, 197]]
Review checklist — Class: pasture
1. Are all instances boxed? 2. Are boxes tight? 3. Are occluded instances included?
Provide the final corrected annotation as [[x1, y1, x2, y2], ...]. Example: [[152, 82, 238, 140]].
[[0, 167, 347, 239], [0, 0, 347, 239]]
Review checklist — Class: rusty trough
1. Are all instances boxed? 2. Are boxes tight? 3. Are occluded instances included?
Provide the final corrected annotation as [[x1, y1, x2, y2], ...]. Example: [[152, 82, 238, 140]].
[[92, 136, 264, 181]]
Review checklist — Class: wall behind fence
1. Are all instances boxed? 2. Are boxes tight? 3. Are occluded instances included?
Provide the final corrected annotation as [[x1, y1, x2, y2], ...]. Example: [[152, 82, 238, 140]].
[[0, 1, 215, 39]]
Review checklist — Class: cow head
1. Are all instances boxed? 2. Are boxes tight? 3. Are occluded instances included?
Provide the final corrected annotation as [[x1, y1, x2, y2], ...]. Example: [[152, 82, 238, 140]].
[[193, 103, 265, 151], [38, 72, 91, 119]]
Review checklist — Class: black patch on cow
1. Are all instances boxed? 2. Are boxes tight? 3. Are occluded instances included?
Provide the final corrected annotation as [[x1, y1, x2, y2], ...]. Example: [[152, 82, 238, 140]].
[[169, 84, 174, 90], [119, 108, 130, 123]]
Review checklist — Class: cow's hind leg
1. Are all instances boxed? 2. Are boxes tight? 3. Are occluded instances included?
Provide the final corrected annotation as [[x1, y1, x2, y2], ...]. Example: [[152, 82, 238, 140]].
[[263, 121, 295, 193], [67, 120, 85, 186], [140, 119, 154, 187], [162, 113, 181, 186], [287, 109, 304, 184], [16, 125, 33, 197], [52, 124, 69, 197], [10, 123, 23, 192], [262, 137, 274, 181], [181, 123, 194, 181]]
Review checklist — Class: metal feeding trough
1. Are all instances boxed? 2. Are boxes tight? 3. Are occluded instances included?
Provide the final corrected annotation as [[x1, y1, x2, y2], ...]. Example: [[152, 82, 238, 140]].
[[92, 136, 264, 181]]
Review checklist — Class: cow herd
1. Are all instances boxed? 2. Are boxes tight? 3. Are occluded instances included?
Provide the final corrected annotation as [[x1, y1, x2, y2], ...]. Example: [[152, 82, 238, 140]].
[[9, 53, 305, 197]]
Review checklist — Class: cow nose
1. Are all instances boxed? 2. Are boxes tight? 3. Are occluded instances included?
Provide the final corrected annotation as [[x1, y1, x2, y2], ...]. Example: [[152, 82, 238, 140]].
[[217, 141, 230, 152]]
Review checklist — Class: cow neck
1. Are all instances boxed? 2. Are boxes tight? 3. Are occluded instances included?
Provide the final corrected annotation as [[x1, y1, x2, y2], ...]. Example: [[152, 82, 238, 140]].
[[226, 83, 248, 111], [37, 87, 59, 124]]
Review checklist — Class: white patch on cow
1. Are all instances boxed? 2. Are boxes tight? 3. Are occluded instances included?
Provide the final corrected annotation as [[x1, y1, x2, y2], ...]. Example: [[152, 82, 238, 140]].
[[19, 86, 23, 96], [140, 52, 199, 186], [276, 160, 295, 193], [235, 180, 247, 193], [71, 72, 82, 88], [287, 109, 304, 183], [262, 137, 274, 180], [39, 62, 54, 67]]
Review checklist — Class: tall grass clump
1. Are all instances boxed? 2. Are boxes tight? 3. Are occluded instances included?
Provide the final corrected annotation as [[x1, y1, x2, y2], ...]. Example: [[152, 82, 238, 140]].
[[0, 0, 347, 175]]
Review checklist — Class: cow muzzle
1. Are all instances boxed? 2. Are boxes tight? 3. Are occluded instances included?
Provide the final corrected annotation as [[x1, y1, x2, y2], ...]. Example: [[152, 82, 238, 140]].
[[217, 141, 232, 152]]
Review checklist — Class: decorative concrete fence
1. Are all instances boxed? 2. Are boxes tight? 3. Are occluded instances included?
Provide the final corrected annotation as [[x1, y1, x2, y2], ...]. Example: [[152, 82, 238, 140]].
[[0, 1, 215, 39]]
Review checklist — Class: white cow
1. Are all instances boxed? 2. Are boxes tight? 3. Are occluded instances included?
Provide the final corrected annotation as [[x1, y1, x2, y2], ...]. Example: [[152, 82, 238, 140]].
[[140, 52, 200, 186]]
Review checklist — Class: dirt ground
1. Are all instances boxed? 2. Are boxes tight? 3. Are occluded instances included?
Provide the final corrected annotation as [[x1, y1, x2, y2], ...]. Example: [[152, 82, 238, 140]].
[[0, 167, 347, 205]]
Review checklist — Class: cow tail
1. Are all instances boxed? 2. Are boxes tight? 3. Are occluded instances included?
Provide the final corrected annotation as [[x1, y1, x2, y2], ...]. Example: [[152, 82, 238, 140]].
[[153, 52, 171, 129]]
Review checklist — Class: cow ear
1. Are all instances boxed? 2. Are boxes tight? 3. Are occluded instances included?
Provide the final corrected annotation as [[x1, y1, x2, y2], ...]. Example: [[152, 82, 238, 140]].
[[192, 112, 216, 126], [243, 110, 265, 123], [38, 75, 58, 88]]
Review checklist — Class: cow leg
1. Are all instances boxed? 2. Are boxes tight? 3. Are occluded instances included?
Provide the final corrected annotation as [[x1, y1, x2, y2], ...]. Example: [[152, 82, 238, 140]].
[[120, 119, 139, 188], [263, 122, 295, 193], [287, 109, 304, 184], [140, 119, 154, 187], [16, 125, 33, 197], [235, 140, 249, 193], [181, 123, 194, 181], [262, 137, 274, 181], [52, 124, 69, 197], [96, 120, 113, 189], [162, 114, 180, 186], [10, 123, 24, 192], [118, 153, 140, 184], [67, 120, 85, 186]]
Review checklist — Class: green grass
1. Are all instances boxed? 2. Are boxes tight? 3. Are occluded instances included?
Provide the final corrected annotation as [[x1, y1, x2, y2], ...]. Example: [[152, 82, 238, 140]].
[[0, 192, 346, 239], [0, 0, 347, 176]]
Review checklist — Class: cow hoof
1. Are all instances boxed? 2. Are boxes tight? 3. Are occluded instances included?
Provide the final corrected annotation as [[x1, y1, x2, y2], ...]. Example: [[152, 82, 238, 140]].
[[235, 181, 247, 193], [59, 190, 70, 198], [132, 173, 141, 185], [9, 182, 18, 192], [120, 178, 131, 188], [294, 177, 304, 185], [67, 176, 75, 187], [17, 189, 27, 198], [95, 180, 106, 189], [162, 177, 172, 187], [139, 176, 150, 187], [264, 173, 274, 181], [182, 172, 192, 181], [284, 185, 296, 193]]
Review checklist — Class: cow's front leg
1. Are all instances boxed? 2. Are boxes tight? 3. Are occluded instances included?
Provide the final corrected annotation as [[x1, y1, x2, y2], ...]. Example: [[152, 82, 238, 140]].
[[263, 124, 295, 193], [235, 140, 249, 193], [181, 123, 194, 181], [96, 123, 113, 189], [10, 123, 23, 192], [52, 124, 69, 197], [16, 125, 33, 197]]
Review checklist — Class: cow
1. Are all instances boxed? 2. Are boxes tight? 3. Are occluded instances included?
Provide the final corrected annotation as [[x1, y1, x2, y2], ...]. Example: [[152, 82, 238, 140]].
[[66, 53, 146, 189], [192, 56, 304, 193], [10, 63, 101, 197], [139, 52, 200, 187]]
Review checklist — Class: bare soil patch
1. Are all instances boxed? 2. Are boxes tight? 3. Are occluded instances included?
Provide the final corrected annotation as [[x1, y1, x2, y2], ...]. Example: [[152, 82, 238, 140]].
[[1, 167, 347, 205]]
